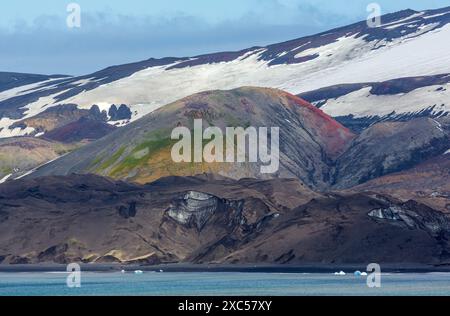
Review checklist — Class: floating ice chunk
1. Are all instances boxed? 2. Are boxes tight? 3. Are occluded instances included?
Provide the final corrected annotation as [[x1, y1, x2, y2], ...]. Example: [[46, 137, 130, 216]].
[[134, 270, 144, 274], [354, 271, 362, 276], [334, 271, 346, 276]]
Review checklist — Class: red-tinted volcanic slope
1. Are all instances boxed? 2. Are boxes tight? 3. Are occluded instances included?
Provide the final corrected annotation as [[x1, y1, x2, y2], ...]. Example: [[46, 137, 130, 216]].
[[28, 87, 355, 189], [284, 92, 356, 159]]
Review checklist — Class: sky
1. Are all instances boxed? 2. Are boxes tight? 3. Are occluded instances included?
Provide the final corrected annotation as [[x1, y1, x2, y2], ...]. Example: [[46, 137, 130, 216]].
[[1, 0, 450, 75]]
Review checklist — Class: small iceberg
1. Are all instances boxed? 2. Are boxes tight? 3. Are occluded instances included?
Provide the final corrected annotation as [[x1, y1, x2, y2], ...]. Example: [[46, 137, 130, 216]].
[[134, 270, 144, 274], [159, 269, 164, 273], [334, 271, 346, 276], [354, 271, 362, 276], [361, 272, 368, 276], [121, 270, 126, 274]]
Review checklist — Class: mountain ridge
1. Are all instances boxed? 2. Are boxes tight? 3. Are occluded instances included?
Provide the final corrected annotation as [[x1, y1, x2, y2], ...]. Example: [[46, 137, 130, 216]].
[[23, 87, 355, 190], [20, 87, 449, 191], [0, 6, 449, 138]]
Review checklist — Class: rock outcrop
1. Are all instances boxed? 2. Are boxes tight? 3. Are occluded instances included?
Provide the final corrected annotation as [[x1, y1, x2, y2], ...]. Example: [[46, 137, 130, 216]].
[[166, 191, 244, 231], [0, 174, 449, 265]]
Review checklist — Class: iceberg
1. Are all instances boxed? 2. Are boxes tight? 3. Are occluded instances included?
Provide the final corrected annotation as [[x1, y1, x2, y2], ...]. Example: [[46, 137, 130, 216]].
[[334, 271, 346, 276]]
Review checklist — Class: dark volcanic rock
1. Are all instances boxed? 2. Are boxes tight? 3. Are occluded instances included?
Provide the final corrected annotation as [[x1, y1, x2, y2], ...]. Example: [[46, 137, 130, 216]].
[[108, 104, 132, 121], [0, 174, 449, 265], [165, 191, 244, 232], [333, 118, 449, 189], [352, 154, 450, 213], [43, 117, 116, 143], [118, 202, 137, 219], [11, 104, 109, 138]]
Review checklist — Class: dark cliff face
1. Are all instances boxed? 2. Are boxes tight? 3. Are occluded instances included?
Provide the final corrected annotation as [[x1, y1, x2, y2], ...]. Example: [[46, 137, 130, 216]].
[[108, 104, 132, 121], [165, 191, 244, 232], [0, 174, 449, 266], [353, 154, 450, 213]]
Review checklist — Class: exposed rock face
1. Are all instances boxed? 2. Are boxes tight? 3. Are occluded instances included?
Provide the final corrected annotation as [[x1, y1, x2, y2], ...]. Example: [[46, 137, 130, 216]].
[[118, 202, 137, 219], [333, 118, 449, 188], [166, 191, 244, 231], [43, 117, 116, 143], [108, 104, 132, 121], [11, 104, 108, 135], [369, 206, 404, 221], [368, 201, 450, 237], [353, 155, 450, 213]]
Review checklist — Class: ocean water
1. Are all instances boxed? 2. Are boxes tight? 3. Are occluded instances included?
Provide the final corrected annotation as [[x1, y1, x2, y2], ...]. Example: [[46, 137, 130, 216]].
[[0, 272, 450, 296]]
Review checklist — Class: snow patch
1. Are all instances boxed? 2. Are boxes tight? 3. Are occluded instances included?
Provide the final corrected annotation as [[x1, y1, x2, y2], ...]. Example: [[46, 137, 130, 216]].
[[0, 174, 12, 184], [378, 12, 425, 28], [71, 78, 94, 86], [0, 118, 35, 138], [320, 84, 450, 118], [424, 11, 450, 19], [0, 79, 56, 102], [432, 119, 444, 132]]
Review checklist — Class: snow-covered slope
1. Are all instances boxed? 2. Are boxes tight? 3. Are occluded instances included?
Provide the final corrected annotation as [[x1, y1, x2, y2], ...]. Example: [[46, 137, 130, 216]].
[[298, 74, 450, 131], [1, 7, 450, 137]]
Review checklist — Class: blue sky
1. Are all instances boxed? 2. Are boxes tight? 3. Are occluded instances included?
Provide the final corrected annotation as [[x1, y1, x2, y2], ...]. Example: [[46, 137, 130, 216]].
[[1, 0, 449, 75]]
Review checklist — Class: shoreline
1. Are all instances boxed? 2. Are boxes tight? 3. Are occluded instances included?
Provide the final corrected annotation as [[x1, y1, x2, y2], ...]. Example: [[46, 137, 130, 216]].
[[1, 263, 450, 273]]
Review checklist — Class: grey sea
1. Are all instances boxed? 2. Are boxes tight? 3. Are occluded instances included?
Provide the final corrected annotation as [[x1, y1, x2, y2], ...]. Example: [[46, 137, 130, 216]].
[[1, 272, 450, 296]]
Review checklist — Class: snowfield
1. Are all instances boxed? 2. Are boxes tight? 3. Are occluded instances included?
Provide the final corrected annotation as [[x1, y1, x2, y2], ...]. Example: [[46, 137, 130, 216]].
[[319, 84, 450, 118]]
